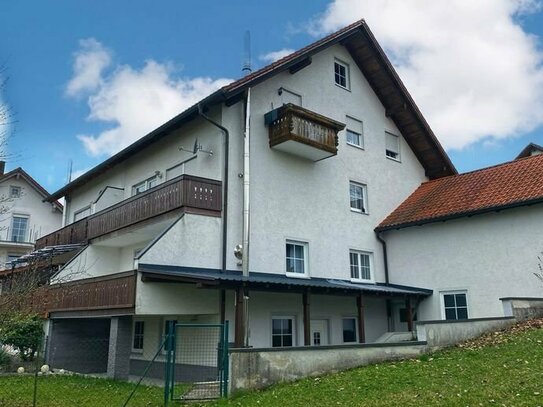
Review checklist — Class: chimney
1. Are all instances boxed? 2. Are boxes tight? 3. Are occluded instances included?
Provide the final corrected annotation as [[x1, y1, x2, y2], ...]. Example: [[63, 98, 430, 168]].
[[0, 161, 5, 176]]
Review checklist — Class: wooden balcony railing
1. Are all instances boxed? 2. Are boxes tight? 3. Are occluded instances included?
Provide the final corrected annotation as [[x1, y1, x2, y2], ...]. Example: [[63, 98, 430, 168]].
[[36, 174, 221, 249], [264, 103, 345, 161], [47, 272, 136, 313]]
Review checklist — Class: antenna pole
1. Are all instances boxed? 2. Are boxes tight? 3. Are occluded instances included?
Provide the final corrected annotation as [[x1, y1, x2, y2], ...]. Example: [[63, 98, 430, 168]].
[[242, 30, 252, 74]]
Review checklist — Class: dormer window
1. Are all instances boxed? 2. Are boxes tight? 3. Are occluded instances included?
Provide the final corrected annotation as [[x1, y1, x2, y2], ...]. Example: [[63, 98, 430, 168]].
[[334, 59, 350, 90]]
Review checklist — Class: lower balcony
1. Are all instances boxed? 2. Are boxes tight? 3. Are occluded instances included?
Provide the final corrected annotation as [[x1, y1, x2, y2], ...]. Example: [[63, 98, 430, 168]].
[[264, 103, 345, 161], [36, 174, 221, 249]]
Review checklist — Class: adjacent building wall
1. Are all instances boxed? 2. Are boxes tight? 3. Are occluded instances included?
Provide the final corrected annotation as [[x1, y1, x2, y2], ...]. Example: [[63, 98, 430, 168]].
[[386, 205, 543, 320]]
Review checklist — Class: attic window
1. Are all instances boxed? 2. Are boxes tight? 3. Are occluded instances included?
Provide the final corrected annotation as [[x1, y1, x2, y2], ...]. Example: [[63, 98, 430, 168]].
[[385, 132, 401, 161], [10, 186, 21, 198], [334, 60, 350, 90]]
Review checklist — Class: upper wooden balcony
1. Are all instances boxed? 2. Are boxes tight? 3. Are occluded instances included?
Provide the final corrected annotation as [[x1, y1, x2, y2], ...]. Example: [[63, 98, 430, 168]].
[[35, 174, 221, 249], [264, 103, 345, 161]]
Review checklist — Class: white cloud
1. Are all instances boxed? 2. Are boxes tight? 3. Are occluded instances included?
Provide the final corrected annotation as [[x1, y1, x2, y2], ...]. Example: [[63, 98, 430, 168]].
[[66, 38, 112, 97], [67, 39, 233, 157], [259, 49, 295, 64], [310, 0, 543, 150]]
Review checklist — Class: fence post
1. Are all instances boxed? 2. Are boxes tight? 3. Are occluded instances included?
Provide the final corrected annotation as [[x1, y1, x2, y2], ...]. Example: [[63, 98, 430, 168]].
[[223, 321, 229, 398], [163, 321, 174, 406]]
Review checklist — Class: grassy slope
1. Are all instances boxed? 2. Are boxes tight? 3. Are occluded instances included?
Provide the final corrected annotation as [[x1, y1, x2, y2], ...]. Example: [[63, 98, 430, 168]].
[[211, 321, 543, 407], [0, 320, 541, 407]]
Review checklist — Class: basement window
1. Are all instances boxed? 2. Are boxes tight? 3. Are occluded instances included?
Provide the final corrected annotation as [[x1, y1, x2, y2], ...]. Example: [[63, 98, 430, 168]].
[[441, 291, 469, 320]]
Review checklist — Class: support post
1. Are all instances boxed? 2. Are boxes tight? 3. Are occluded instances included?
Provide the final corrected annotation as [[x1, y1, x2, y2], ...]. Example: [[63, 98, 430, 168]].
[[107, 316, 132, 380], [219, 289, 226, 323], [234, 286, 245, 347], [303, 291, 310, 346], [405, 298, 413, 332], [356, 294, 366, 343]]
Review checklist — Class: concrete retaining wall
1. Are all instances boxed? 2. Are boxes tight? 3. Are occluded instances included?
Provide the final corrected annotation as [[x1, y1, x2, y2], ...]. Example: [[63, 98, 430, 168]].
[[229, 342, 427, 392], [415, 317, 516, 348], [501, 297, 543, 320]]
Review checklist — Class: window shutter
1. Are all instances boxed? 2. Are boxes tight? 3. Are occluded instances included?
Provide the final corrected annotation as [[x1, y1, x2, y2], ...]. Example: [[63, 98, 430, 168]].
[[386, 132, 399, 153]]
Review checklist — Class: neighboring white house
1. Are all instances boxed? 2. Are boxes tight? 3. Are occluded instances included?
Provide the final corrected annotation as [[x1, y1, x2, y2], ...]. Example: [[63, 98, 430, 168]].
[[30, 19, 541, 379], [0, 163, 63, 270]]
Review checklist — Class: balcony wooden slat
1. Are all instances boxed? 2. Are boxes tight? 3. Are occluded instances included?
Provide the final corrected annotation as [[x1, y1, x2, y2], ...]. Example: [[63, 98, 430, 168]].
[[35, 175, 222, 249]]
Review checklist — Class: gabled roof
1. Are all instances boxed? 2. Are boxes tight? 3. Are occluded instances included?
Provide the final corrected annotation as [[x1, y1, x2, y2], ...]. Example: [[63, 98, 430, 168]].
[[48, 19, 455, 201], [516, 142, 543, 159], [376, 153, 543, 231], [1, 167, 63, 211]]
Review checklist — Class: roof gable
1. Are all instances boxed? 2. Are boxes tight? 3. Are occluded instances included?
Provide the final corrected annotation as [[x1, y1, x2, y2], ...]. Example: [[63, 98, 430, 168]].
[[0, 168, 63, 211], [49, 19, 455, 201], [377, 153, 543, 231]]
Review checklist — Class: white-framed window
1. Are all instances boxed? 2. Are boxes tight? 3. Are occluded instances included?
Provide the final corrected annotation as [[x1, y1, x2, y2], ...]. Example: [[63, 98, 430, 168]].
[[132, 176, 158, 196], [346, 116, 364, 149], [349, 182, 368, 214], [342, 317, 357, 343], [271, 316, 295, 347], [73, 206, 91, 222], [10, 186, 21, 198], [441, 291, 469, 320], [11, 215, 29, 242], [334, 59, 350, 90], [350, 250, 373, 281], [132, 320, 145, 352], [286, 240, 308, 276], [385, 131, 401, 161]]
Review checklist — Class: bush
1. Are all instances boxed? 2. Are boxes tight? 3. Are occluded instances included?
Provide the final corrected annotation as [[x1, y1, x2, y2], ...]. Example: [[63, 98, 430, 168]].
[[0, 314, 43, 361], [0, 347, 11, 368]]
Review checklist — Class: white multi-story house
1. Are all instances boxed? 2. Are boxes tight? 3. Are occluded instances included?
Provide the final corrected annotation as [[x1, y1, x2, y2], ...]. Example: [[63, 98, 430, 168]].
[[0, 163, 62, 270], [34, 20, 543, 380]]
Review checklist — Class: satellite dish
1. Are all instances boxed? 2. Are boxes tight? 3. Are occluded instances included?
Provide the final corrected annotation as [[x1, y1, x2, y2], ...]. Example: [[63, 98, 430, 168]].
[[193, 138, 199, 154]]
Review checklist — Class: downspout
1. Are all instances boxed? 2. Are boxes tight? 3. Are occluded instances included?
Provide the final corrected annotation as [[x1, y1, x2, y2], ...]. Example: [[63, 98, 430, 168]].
[[197, 103, 229, 323], [376, 231, 393, 331], [242, 88, 251, 347]]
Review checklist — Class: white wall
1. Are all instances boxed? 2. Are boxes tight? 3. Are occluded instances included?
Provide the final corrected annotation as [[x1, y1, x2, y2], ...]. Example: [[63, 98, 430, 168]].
[[385, 205, 543, 320], [242, 44, 427, 282], [51, 245, 121, 283]]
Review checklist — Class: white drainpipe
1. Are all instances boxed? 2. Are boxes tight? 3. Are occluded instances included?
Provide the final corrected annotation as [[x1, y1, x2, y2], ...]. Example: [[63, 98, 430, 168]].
[[242, 89, 251, 278]]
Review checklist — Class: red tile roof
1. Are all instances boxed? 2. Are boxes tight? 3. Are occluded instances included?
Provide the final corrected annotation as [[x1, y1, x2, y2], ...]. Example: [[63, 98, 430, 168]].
[[377, 153, 543, 231]]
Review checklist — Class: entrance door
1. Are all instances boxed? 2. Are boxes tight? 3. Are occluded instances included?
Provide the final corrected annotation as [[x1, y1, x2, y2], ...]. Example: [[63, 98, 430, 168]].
[[310, 319, 329, 346]]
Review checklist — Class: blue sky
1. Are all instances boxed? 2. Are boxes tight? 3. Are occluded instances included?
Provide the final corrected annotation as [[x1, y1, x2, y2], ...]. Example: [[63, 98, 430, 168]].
[[1, 0, 543, 192]]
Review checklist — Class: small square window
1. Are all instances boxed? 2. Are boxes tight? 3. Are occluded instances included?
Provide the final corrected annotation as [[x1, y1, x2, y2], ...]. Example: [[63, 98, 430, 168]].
[[385, 132, 401, 160], [286, 241, 308, 276], [350, 250, 373, 281], [334, 60, 350, 90], [271, 317, 295, 347], [10, 186, 21, 198], [349, 182, 368, 214], [442, 292, 469, 321]]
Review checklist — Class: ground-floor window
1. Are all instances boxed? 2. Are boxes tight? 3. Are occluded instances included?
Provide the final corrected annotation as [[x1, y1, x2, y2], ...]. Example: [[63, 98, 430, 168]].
[[272, 316, 294, 347], [132, 320, 145, 352], [441, 291, 468, 320], [342, 317, 357, 343]]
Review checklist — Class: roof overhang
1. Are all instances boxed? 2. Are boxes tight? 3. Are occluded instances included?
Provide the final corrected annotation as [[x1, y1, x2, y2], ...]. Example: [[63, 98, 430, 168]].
[[138, 263, 432, 297]]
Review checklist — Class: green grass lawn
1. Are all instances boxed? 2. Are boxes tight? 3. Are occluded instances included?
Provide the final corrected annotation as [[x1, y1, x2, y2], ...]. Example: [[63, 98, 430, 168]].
[[0, 321, 541, 407]]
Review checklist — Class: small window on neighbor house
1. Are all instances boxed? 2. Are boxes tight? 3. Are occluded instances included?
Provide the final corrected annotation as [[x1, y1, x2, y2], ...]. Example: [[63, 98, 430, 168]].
[[334, 60, 350, 89], [385, 132, 400, 160], [349, 182, 368, 214], [132, 176, 158, 196], [10, 186, 21, 198], [342, 318, 357, 343], [286, 241, 308, 276], [346, 116, 363, 148], [11, 216, 28, 242], [350, 250, 372, 281], [442, 292, 468, 320], [272, 317, 294, 347], [132, 321, 145, 351]]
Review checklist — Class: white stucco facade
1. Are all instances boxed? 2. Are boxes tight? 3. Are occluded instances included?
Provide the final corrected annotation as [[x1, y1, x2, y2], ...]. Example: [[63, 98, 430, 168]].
[[385, 205, 543, 320]]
